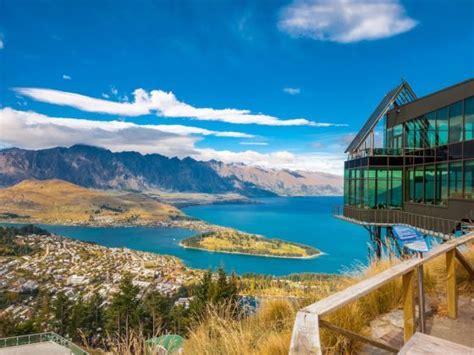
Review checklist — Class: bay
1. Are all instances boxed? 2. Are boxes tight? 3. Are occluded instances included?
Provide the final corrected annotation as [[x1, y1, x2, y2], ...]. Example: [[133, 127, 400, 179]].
[[29, 196, 370, 276]]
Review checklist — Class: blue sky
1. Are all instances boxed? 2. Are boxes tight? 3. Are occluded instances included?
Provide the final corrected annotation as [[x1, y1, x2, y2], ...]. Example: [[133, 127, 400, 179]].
[[0, 0, 473, 174]]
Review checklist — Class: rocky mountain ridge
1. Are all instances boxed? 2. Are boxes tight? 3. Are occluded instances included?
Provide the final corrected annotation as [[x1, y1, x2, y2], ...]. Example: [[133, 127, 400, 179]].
[[0, 145, 342, 196]]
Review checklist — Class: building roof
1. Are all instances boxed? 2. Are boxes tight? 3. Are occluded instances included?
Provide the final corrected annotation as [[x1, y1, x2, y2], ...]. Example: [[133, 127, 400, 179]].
[[345, 80, 416, 154], [146, 335, 184, 353]]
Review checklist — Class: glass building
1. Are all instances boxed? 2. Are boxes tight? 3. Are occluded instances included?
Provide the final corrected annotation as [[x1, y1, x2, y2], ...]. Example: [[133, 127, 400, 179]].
[[342, 79, 474, 241]]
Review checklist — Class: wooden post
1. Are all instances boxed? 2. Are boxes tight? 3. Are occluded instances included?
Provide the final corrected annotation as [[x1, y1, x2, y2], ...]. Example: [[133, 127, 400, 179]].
[[289, 311, 322, 355], [403, 270, 416, 342], [446, 249, 457, 319]]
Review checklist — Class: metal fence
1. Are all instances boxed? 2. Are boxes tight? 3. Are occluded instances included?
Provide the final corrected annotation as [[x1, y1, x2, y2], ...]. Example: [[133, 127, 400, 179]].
[[333, 205, 464, 237], [0, 332, 88, 355]]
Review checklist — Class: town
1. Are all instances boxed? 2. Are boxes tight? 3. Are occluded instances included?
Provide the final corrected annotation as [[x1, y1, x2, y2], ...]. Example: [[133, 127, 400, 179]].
[[0, 228, 201, 323]]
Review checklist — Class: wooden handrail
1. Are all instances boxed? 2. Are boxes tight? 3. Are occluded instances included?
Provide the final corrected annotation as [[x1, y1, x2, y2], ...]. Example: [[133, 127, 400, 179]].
[[289, 233, 474, 355]]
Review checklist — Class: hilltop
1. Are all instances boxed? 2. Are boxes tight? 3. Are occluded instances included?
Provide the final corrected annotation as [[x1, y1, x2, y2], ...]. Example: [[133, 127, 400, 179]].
[[0, 179, 184, 226]]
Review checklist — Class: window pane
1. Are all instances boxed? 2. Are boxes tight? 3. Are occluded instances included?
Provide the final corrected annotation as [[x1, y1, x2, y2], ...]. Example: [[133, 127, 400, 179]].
[[344, 169, 349, 205], [465, 97, 474, 141], [449, 162, 463, 199], [426, 111, 437, 147], [435, 163, 448, 205], [376, 169, 387, 208], [388, 169, 402, 208], [437, 107, 448, 145], [465, 160, 474, 199], [425, 165, 435, 204], [407, 168, 415, 202], [415, 166, 424, 203], [449, 101, 463, 143]]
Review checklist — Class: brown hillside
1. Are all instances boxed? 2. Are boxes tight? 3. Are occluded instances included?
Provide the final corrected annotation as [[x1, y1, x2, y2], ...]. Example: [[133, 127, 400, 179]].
[[0, 179, 183, 225]]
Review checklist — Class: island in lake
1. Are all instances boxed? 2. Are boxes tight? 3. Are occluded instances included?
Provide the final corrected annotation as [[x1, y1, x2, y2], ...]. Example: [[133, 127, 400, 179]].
[[180, 230, 320, 259]]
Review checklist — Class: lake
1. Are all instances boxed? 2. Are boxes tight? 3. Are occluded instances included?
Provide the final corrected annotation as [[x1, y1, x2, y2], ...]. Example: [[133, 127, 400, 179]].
[[29, 196, 370, 276]]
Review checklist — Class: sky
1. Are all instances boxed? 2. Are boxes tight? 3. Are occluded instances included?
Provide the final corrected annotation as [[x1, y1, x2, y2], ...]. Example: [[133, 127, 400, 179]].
[[0, 0, 473, 175]]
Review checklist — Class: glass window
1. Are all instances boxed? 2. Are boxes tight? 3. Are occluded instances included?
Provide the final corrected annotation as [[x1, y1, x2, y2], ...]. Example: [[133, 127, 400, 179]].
[[344, 169, 349, 205], [407, 168, 415, 202], [465, 160, 474, 199], [425, 165, 435, 204], [435, 163, 448, 205], [465, 97, 474, 141], [449, 162, 463, 199], [376, 169, 387, 208], [437, 107, 448, 146], [388, 169, 402, 208], [414, 166, 424, 203], [426, 111, 437, 147], [406, 121, 414, 150], [449, 101, 463, 144]]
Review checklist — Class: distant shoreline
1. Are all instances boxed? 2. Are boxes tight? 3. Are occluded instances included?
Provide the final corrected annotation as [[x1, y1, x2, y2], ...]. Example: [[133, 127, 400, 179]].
[[179, 242, 323, 260]]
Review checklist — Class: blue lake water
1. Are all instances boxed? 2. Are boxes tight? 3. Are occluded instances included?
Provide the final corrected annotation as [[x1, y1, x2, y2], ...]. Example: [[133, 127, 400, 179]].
[[27, 196, 370, 276]]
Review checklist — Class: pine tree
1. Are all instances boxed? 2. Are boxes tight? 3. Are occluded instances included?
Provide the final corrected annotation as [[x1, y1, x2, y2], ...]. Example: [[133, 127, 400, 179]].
[[106, 273, 142, 339], [143, 291, 172, 336], [52, 291, 72, 336]]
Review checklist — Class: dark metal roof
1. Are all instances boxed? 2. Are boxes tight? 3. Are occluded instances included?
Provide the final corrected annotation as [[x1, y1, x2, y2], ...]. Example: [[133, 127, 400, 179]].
[[345, 81, 416, 154]]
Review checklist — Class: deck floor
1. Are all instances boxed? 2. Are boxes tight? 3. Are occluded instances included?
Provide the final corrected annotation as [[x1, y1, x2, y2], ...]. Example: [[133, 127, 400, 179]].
[[364, 295, 473, 354]]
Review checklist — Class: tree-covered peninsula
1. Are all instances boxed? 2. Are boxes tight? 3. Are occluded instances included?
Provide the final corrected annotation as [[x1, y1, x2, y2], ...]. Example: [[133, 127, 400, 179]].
[[180, 230, 320, 259]]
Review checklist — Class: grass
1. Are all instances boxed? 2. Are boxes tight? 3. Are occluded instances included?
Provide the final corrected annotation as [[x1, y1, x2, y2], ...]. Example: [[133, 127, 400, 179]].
[[183, 242, 474, 354]]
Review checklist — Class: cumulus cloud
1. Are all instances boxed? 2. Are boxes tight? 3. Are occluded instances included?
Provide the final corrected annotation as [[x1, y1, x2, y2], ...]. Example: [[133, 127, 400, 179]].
[[62, 74, 72, 80], [0, 107, 344, 173], [283, 87, 301, 95], [279, 0, 417, 43], [14, 87, 344, 127], [0, 108, 255, 154]]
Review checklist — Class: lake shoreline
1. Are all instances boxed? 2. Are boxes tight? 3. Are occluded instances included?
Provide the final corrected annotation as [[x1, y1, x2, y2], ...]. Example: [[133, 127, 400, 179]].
[[179, 242, 324, 260]]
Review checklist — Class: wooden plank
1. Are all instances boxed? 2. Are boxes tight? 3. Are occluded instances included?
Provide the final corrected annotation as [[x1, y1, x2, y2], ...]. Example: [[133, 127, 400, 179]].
[[289, 311, 321, 355], [398, 332, 473, 354], [402, 270, 416, 343], [455, 248, 474, 280], [446, 249, 457, 319], [319, 319, 399, 353], [301, 233, 474, 316]]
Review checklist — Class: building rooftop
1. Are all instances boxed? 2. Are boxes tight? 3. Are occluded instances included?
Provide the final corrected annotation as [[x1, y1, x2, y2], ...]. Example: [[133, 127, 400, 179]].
[[0, 341, 72, 355]]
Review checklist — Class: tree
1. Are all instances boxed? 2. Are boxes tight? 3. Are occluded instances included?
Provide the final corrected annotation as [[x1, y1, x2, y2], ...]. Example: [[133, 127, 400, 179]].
[[68, 297, 87, 341], [189, 269, 213, 317], [169, 305, 190, 335], [189, 268, 240, 318], [0, 313, 16, 337], [143, 291, 172, 336], [106, 273, 142, 339], [51, 291, 72, 336]]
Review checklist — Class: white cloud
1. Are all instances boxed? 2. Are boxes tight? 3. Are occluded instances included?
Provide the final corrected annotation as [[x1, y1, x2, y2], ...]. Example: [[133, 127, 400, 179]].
[[62, 74, 72, 80], [0, 108, 253, 155], [0, 40, 3, 50], [0, 107, 344, 173], [279, 0, 417, 43], [14, 87, 344, 127], [283, 87, 301, 95]]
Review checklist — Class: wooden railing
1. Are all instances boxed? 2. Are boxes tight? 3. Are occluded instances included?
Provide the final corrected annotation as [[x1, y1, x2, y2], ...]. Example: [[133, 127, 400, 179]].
[[289, 233, 474, 354]]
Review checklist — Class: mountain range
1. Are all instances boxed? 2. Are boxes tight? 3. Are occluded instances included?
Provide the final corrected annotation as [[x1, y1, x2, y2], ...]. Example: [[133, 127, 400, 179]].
[[0, 145, 342, 197]]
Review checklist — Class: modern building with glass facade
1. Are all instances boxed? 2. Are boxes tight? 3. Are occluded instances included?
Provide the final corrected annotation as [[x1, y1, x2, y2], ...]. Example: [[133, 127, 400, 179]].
[[341, 79, 474, 248]]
